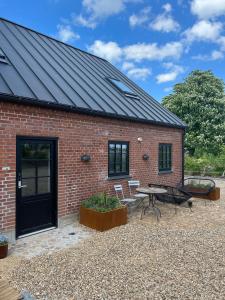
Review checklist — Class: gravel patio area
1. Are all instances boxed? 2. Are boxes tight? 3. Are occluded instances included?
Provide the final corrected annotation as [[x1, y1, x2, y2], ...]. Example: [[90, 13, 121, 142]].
[[1, 179, 225, 300]]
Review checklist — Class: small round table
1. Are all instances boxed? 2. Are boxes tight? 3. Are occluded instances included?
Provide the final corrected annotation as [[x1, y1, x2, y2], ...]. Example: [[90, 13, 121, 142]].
[[136, 187, 167, 221]]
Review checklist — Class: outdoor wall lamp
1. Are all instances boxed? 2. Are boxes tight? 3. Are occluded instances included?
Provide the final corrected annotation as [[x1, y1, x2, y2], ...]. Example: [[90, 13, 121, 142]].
[[81, 154, 91, 162], [138, 137, 143, 143], [142, 154, 149, 160]]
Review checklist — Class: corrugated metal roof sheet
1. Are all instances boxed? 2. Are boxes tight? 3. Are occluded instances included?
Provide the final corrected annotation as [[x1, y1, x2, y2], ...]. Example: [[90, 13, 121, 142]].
[[0, 18, 186, 128]]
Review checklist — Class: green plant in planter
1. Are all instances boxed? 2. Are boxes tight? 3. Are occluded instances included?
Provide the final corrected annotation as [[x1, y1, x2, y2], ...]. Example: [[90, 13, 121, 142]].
[[187, 181, 212, 189], [0, 234, 8, 246], [82, 192, 122, 212]]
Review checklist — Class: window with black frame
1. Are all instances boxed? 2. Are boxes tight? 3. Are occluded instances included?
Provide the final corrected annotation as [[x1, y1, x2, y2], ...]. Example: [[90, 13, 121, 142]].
[[108, 141, 129, 177], [158, 143, 172, 172]]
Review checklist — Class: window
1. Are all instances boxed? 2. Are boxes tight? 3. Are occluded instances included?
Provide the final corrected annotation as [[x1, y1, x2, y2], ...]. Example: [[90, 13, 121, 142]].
[[158, 144, 172, 172], [0, 48, 8, 64], [107, 78, 139, 100], [21, 143, 51, 197], [108, 141, 129, 177]]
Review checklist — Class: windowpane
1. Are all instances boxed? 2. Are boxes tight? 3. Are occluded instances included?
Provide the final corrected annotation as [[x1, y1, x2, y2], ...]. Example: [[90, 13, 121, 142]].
[[36, 144, 50, 159], [115, 144, 122, 173], [22, 178, 36, 197], [22, 143, 50, 159], [22, 160, 36, 178], [158, 144, 172, 172], [108, 78, 134, 94], [38, 177, 50, 194], [38, 160, 50, 177], [122, 144, 128, 173], [108, 142, 129, 176], [109, 144, 115, 175], [164, 146, 167, 169], [22, 143, 36, 159]]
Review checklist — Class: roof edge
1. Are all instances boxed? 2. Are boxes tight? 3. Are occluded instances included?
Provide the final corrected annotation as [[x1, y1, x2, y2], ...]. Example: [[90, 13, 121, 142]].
[[0, 93, 186, 129], [0, 17, 107, 62]]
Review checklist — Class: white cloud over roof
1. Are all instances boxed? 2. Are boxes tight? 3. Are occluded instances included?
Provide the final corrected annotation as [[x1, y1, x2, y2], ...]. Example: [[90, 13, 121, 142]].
[[88, 40, 123, 62], [191, 0, 225, 19], [57, 24, 80, 43], [184, 20, 223, 42]]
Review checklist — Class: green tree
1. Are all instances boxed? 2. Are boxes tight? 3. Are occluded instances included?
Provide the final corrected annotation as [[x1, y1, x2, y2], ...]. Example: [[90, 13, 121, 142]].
[[162, 70, 225, 156]]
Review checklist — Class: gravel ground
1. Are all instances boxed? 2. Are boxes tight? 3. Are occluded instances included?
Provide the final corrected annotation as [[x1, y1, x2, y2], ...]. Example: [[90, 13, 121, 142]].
[[1, 179, 225, 300]]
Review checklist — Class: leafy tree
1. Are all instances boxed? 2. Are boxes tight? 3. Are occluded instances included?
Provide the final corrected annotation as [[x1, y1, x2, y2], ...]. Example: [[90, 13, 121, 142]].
[[162, 70, 225, 156]]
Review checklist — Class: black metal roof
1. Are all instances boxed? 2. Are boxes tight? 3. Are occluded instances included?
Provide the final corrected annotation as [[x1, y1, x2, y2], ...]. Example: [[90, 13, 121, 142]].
[[0, 18, 186, 129]]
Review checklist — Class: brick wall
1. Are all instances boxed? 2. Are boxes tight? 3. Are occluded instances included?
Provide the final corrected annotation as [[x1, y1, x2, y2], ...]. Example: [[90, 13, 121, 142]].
[[0, 101, 184, 233]]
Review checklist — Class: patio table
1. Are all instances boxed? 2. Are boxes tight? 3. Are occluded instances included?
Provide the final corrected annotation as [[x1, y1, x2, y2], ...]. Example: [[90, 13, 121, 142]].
[[136, 187, 167, 221]]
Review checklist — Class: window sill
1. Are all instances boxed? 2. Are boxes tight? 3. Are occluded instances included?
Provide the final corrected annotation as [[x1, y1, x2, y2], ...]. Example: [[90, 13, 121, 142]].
[[158, 170, 173, 175], [107, 175, 132, 180]]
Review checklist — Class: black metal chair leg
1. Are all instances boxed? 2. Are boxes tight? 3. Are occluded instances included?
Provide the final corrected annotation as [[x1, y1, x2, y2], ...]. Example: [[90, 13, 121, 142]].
[[157, 207, 162, 218], [174, 205, 177, 214], [188, 201, 193, 212], [153, 207, 161, 221], [140, 206, 145, 219]]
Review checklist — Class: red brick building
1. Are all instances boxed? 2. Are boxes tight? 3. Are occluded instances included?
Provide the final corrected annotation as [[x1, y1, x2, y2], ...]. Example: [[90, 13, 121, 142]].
[[0, 18, 185, 242]]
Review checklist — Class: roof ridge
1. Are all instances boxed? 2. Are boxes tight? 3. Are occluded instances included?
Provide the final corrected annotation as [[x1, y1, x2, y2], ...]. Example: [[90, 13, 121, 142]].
[[0, 17, 107, 62]]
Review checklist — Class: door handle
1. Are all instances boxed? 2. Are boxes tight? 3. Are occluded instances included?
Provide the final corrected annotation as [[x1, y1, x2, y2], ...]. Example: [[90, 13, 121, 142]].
[[18, 180, 27, 189]]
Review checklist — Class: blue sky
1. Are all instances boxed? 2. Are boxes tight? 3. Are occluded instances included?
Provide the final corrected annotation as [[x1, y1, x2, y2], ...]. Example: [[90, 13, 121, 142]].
[[1, 0, 225, 101]]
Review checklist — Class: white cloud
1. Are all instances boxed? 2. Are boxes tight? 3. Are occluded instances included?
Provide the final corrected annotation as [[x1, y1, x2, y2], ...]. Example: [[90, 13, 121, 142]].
[[218, 36, 225, 51], [156, 63, 184, 83], [74, 0, 142, 28], [122, 61, 135, 70], [211, 50, 224, 60], [124, 41, 183, 61], [191, 54, 207, 60], [129, 6, 151, 27], [150, 14, 180, 32], [127, 67, 151, 80], [164, 86, 173, 92], [88, 40, 122, 62], [74, 14, 97, 29], [149, 3, 180, 33], [89, 40, 183, 63], [162, 3, 172, 13], [57, 24, 80, 43], [192, 50, 224, 60], [122, 61, 151, 80], [191, 0, 225, 19], [156, 72, 178, 83], [184, 20, 223, 42], [82, 0, 125, 19]]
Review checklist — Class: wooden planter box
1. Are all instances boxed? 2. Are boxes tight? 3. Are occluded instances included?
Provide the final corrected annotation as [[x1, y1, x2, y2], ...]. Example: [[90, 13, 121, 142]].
[[189, 187, 220, 201], [0, 244, 8, 259], [201, 187, 220, 201], [79, 205, 127, 231]]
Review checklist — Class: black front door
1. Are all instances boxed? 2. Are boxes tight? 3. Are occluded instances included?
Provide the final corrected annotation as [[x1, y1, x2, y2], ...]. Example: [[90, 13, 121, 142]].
[[16, 137, 57, 237]]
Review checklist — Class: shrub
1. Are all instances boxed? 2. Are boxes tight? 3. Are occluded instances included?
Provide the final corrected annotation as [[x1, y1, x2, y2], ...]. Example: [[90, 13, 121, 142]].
[[0, 234, 8, 246], [185, 148, 225, 176], [82, 192, 122, 212]]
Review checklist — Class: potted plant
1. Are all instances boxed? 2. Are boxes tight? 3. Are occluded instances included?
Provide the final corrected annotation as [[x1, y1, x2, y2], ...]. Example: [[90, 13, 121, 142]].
[[80, 192, 127, 231], [0, 234, 8, 259]]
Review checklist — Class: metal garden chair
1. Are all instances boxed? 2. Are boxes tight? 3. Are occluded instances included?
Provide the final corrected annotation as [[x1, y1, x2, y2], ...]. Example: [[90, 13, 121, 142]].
[[114, 184, 136, 211], [128, 180, 148, 207]]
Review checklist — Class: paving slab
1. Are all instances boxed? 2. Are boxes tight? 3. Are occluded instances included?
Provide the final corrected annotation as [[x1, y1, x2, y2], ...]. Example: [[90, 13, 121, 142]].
[[9, 222, 93, 259]]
